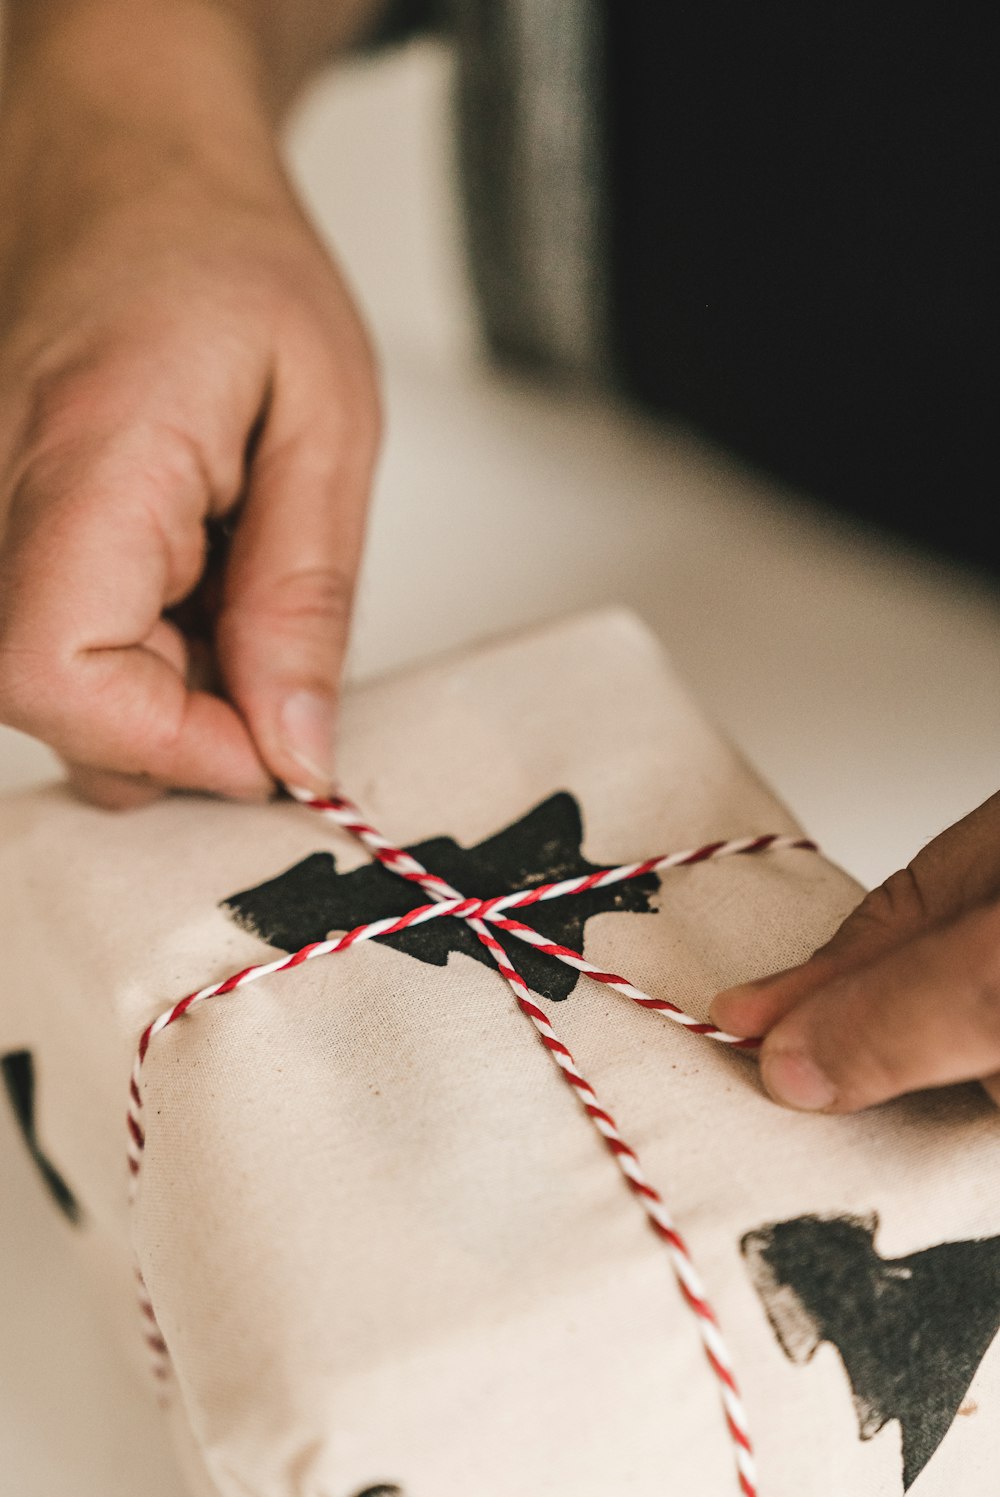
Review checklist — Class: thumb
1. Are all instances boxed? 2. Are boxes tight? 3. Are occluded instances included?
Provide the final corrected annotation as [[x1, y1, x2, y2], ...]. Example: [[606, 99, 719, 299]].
[[217, 359, 377, 793], [754, 897, 1000, 1112], [710, 867, 931, 1040]]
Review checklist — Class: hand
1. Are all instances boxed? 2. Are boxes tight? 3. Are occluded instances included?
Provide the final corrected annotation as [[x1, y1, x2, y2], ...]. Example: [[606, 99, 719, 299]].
[[0, 2, 380, 808], [711, 791, 1000, 1111]]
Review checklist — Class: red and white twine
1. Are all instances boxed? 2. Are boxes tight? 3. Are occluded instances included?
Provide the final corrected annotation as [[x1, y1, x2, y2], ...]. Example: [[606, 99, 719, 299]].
[[127, 788, 818, 1495]]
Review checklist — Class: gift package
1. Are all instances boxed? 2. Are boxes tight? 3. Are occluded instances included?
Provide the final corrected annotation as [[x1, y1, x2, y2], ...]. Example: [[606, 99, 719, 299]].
[[1, 609, 997, 1497]]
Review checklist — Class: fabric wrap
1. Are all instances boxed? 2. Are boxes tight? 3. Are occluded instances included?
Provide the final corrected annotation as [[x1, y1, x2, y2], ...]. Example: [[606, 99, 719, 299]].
[[0, 608, 997, 1497]]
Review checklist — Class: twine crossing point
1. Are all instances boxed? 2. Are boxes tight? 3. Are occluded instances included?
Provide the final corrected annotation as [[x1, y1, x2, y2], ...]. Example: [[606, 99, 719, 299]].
[[127, 788, 819, 1495]]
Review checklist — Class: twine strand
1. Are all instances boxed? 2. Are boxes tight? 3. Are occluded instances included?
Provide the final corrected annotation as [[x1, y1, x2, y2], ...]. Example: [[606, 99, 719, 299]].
[[128, 788, 819, 1494]]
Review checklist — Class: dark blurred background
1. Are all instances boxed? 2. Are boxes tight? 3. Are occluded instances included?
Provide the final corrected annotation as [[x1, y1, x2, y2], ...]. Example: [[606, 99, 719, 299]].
[[607, 3, 998, 579]]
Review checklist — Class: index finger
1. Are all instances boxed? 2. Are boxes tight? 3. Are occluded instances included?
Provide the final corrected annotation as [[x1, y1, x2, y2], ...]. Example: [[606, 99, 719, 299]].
[[0, 442, 273, 799]]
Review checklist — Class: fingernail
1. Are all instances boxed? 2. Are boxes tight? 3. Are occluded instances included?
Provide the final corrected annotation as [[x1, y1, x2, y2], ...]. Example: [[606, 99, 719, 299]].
[[279, 690, 335, 791], [760, 1050, 837, 1112]]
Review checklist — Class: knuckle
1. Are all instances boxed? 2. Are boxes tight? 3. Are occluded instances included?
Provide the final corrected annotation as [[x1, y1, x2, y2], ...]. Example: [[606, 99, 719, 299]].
[[851, 867, 931, 939], [289, 326, 383, 458], [0, 640, 67, 732], [138, 705, 188, 777], [351, 329, 382, 417], [0, 649, 27, 721], [355, 371, 383, 451], [1, 381, 113, 536], [227, 564, 356, 636], [318, 374, 382, 462], [18, 361, 112, 460], [963, 898, 1000, 1006], [0, 574, 58, 728], [810, 868, 928, 971], [273, 564, 356, 626]]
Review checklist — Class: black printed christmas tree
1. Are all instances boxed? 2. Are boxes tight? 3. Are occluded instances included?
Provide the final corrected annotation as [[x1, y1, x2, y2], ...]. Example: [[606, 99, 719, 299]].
[[742, 1212, 1000, 1490], [223, 792, 659, 1003]]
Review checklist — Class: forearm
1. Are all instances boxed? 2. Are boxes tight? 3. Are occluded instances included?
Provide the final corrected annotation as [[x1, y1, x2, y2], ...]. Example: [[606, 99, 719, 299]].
[[1, 0, 390, 128]]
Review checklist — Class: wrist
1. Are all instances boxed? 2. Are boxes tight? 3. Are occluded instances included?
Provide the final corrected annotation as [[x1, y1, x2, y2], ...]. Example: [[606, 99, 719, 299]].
[[1, 0, 281, 181]]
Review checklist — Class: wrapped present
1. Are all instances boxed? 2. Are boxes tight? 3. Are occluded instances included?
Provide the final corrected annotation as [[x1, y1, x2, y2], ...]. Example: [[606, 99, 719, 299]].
[[1, 608, 998, 1497]]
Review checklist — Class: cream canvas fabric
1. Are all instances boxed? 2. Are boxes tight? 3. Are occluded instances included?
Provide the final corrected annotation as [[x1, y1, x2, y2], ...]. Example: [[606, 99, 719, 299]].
[[0, 608, 997, 1497]]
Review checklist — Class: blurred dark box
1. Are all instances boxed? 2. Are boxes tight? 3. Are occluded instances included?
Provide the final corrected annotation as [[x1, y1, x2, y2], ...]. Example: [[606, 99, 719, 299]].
[[607, 2, 999, 577]]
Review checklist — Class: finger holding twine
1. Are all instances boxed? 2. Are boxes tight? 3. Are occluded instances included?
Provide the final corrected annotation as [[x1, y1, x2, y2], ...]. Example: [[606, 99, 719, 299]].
[[127, 786, 819, 1496]]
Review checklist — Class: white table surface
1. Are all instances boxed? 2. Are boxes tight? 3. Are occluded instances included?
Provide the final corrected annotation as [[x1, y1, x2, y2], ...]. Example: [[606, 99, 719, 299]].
[[2, 40, 998, 1497]]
